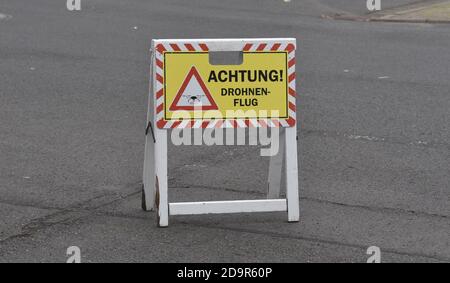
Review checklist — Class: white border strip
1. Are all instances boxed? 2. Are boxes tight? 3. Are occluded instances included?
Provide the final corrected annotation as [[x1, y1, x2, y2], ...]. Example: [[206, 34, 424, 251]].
[[169, 199, 287, 215]]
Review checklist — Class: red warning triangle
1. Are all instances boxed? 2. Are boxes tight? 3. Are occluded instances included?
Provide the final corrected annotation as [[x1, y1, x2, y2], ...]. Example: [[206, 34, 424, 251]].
[[169, 66, 218, 111]]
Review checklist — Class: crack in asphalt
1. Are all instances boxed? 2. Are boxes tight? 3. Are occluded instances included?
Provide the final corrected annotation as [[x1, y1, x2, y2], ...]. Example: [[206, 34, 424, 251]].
[[300, 128, 450, 151], [169, 183, 267, 197], [58, 209, 448, 262], [302, 196, 449, 219], [0, 200, 65, 211], [180, 222, 449, 263], [0, 181, 448, 262], [42, 208, 444, 262], [0, 186, 141, 246], [1, 175, 447, 249]]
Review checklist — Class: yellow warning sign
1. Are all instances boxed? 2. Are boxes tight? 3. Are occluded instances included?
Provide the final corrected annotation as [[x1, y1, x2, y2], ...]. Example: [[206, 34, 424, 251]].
[[164, 52, 289, 120]]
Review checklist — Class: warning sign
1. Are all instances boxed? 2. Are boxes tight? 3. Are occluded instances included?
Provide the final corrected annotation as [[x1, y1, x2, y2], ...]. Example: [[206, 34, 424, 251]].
[[169, 67, 218, 111], [153, 40, 296, 128], [165, 52, 288, 118]]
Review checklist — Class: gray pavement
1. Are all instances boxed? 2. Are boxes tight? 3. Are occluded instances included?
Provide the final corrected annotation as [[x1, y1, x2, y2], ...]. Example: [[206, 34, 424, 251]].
[[0, 0, 449, 262]]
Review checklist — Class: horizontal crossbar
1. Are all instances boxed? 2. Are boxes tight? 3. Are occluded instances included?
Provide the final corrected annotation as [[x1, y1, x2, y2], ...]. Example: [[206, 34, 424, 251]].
[[169, 199, 287, 216]]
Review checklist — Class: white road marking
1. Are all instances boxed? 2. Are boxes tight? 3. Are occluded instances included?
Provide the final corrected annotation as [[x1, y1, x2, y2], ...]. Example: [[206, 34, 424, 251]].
[[346, 134, 385, 142], [345, 133, 432, 147], [0, 13, 12, 21]]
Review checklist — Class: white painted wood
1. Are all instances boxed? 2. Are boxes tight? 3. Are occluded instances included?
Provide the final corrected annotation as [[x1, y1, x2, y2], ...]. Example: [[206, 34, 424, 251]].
[[169, 199, 287, 216], [285, 127, 300, 222], [267, 128, 285, 199], [153, 38, 296, 52], [146, 39, 300, 226], [142, 50, 156, 211], [142, 131, 156, 211], [154, 38, 295, 43], [151, 39, 169, 225], [155, 129, 169, 227]]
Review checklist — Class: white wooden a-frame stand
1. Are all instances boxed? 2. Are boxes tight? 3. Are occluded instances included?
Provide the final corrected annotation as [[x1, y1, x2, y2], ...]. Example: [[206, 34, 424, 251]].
[[142, 39, 299, 227]]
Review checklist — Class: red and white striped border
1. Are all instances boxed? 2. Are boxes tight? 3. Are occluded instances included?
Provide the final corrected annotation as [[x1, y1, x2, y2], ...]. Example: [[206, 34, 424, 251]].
[[153, 41, 296, 129]]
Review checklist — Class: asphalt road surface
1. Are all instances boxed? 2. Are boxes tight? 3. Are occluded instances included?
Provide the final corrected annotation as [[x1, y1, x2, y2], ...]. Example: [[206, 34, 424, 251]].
[[0, 0, 449, 263]]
